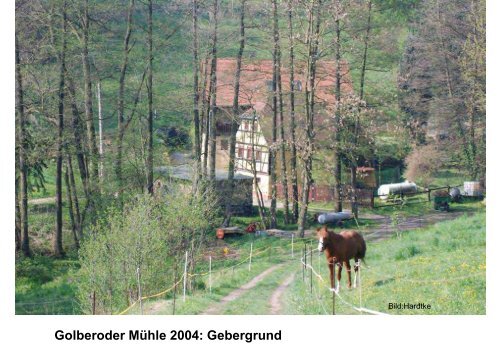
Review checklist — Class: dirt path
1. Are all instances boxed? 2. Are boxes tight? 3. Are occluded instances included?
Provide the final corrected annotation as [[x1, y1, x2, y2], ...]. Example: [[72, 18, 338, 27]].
[[269, 273, 295, 314], [202, 264, 282, 315], [303, 211, 465, 242], [362, 211, 465, 242]]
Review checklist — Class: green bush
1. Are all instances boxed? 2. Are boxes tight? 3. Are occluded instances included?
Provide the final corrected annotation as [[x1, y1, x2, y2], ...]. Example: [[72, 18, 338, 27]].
[[76, 187, 220, 314]]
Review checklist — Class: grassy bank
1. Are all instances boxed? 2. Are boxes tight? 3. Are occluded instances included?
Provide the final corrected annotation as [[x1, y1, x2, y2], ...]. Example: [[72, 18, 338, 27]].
[[15, 255, 81, 314], [283, 212, 486, 315]]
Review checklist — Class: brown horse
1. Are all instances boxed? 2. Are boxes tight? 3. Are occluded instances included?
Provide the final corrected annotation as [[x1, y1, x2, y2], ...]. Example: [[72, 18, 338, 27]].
[[316, 225, 366, 290]]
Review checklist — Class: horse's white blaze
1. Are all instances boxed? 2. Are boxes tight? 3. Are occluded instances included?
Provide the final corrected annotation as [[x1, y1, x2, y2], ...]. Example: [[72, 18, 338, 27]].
[[318, 238, 324, 252]]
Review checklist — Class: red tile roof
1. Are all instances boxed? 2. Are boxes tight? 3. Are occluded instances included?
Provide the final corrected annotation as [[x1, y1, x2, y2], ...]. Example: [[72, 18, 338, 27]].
[[208, 58, 353, 108]]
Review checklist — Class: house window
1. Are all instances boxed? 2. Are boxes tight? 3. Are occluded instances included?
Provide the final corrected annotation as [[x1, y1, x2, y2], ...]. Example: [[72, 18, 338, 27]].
[[238, 147, 244, 158], [247, 147, 252, 160], [266, 80, 274, 92], [220, 139, 228, 150], [255, 150, 262, 161], [293, 80, 302, 91]]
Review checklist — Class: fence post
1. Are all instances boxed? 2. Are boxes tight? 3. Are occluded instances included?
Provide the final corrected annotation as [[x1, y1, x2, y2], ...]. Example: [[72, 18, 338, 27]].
[[309, 246, 313, 294], [358, 261, 362, 314], [183, 251, 188, 302], [291, 233, 294, 258], [173, 265, 177, 315], [92, 291, 96, 315], [248, 243, 253, 271], [332, 263, 336, 315], [136, 267, 143, 315], [427, 189, 431, 202], [209, 256, 212, 294], [304, 244, 307, 282], [318, 248, 321, 276]]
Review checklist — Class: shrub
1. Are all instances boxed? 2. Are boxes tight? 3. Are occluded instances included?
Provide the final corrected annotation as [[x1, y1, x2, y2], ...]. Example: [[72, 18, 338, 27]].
[[76, 186, 220, 314], [404, 144, 446, 187]]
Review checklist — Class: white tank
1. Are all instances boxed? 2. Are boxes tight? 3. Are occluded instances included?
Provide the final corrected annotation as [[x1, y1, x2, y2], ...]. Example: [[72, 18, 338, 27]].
[[318, 211, 352, 224], [463, 181, 483, 196], [377, 181, 417, 200]]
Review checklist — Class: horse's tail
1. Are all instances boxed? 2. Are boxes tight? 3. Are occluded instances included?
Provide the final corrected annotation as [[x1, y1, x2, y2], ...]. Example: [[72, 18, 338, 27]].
[[357, 238, 367, 266]]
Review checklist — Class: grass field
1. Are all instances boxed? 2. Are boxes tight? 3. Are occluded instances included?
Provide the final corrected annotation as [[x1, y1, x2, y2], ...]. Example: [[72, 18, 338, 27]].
[[283, 211, 486, 315]]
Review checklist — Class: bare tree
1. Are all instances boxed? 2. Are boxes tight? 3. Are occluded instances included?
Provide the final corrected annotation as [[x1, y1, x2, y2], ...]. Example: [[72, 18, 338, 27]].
[[223, 0, 246, 226], [350, 0, 373, 218], [192, 0, 202, 182], [81, 0, 99, 191], [286, 0, 299, 222], [15, 33, 30, 257], [297, 0, 321, 238], [54, 0, 68, 257], [116, 0, 135, 207], [208, 0, 219, 183], [146, 0, 154, 194], [332, 0, 343, 213], [273, 0, 290, 225]]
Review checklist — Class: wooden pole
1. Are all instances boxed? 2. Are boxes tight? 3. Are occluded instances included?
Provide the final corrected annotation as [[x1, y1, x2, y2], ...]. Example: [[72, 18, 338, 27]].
[[183, 251, 188, 302], [136, 267, 143, 315], [318, 247, 321, 276], [358, 261, 362, 314], [302, 243, 305, 282], [332, 263, 336, 315], [97, 81, 104, 183], [309, 246, 313, 293], [209, 255, 212, 294], [291, 233, 294, 258], [173, 265, 177, 315], [304, 243, 307, 281]]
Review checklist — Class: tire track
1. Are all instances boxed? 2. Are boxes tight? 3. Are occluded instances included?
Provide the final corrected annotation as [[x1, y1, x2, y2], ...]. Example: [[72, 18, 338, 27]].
[[269, 273, 295, 314], [202, 264, 282, 315]]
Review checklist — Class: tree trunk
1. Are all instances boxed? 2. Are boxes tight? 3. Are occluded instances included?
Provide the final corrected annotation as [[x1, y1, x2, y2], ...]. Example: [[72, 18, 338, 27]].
[[97, 81, 104, 184], [208, 0, 219, 183], [15, 34, 30, 257], [287, 1, 299, 223], [250, 115, 268, 229], [82, 0, 100, 190], [350, 0, 373, 218], [147, 0, 154, 194], [15, 175, 21, 251], [64, 160, 80, 249], [67, 156, 82, 241], [269, 0, 280, 229], [223, 0, 246, 227], [116, 0, 135, 208], [54, 0, 68, 258], [273, 0, 290, 225], [333, 0, 342, 213], [297, 0, 321, 238], [66, 75, 90, 198], [201, 54, 210, 178], [192, 0, 202, 183]]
